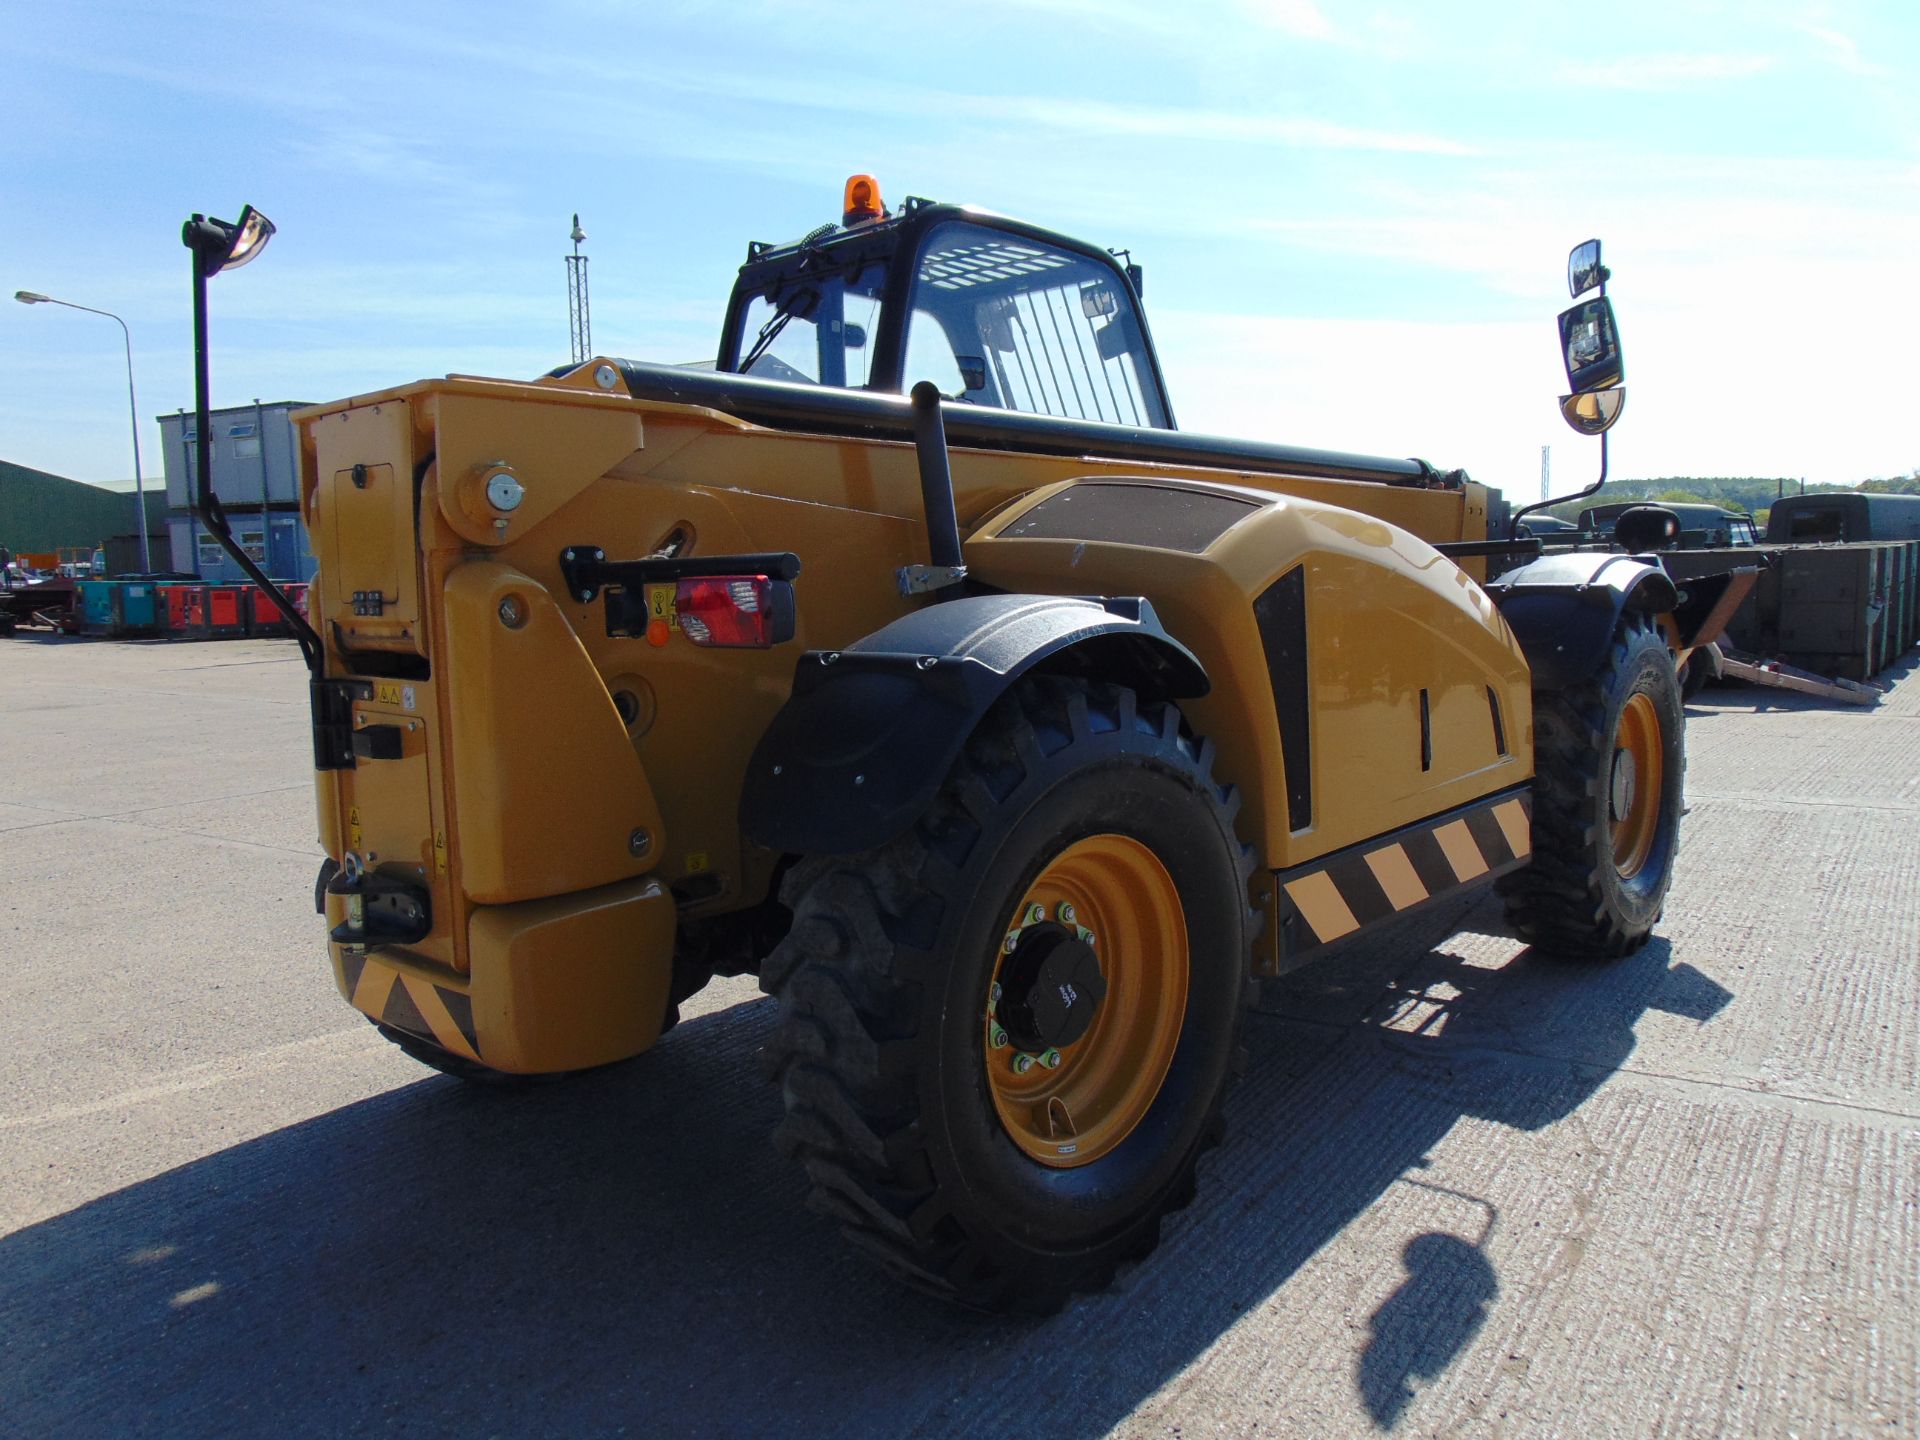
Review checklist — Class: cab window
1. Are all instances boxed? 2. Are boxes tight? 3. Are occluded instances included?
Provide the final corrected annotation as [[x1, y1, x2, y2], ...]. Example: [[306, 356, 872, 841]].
[[735, 261, 886, 387], [903, 221, 1168, 427]]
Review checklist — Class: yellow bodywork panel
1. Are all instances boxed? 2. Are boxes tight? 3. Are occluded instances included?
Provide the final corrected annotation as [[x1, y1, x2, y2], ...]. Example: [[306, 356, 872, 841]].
[[968, 479, 1533, 869], [428, 389, 645, 548], [465, 876, 675, 1072], [330, 875, 675, 1074], [441, 561, 664, 905], [309, 399, 421, 653]]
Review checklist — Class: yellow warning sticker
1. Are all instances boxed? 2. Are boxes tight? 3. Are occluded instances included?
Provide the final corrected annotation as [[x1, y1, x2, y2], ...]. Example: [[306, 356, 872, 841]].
[[647, 584, 679, 629], [685, 851, 710, 874], [433, 830, 448, 874], [348, 805, 363, 851], [374, 681, 403, 707]]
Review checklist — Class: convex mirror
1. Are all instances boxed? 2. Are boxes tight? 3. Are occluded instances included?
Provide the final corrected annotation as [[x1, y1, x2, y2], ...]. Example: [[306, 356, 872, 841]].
[[1560, 388, 1626, 435], [1558, 297, 1624, 394], [1568, 239, 1605, 298]]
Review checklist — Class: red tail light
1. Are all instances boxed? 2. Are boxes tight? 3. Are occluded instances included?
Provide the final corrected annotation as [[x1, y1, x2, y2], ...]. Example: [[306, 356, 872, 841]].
[[674, 575, 796, 648]]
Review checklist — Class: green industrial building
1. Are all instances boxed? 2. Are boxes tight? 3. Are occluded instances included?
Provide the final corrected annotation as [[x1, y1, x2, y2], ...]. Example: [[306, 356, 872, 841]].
[[1, 459, 166, 560]]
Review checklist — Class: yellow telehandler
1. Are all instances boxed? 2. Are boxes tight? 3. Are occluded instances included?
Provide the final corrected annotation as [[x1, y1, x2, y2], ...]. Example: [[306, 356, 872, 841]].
[[184, 184, 1745, 1311]]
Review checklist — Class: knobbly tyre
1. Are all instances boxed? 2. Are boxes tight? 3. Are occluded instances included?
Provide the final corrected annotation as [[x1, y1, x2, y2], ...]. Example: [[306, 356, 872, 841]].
[[190, 181, 1749, 1312]]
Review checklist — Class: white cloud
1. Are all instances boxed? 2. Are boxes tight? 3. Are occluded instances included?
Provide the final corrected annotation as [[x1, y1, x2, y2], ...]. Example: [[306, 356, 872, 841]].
[[1555, 52, 1775, 90], [1236, 0, 1338, 41], [1149, 311, 1559, 495], [971, 97, 1477, 156], [1794, 20, 1890, 77]]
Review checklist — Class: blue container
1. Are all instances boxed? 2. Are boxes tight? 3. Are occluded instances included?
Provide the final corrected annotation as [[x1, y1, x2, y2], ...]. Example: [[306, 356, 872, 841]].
[[76, 580, 162, 637], [120, 581, 159, 630], [78, 581, 117, 635]]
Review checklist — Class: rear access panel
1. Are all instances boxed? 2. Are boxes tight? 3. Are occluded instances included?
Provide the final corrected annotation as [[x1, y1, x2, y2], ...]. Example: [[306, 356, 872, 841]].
[[309, 399, 423, 654]]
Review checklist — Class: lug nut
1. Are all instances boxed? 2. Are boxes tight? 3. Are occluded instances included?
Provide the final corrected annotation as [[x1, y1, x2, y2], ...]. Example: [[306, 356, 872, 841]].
[[1003, 933, 1019, 954], [990, 1027, 1008, 1049], [1026, 903, 1046, 925], [1012, 1054, 1035, 1075], [1057, 902, 1076, 925], [1041, 1048, 1062, 1069], [989, 982, 1002, 1003]]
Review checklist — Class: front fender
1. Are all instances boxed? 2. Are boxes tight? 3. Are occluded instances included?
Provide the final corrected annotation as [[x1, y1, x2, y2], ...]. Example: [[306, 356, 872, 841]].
[[739, 593, 1206, 855], [1484, 551, 1678, 690]]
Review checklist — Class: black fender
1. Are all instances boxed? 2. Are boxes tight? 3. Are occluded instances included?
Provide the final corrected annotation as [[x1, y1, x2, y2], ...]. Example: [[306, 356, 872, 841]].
[[1484, 551, 1678, 691], [739, 593, 1208, 855]]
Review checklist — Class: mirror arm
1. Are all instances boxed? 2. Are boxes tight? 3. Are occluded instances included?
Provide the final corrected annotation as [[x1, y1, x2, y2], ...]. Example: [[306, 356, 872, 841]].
[[1507, 428, 1610, 543]]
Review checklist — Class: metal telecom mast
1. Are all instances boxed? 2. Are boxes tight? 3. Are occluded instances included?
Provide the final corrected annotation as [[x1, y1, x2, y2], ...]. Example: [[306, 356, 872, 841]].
[[566, 214, 591, 365]]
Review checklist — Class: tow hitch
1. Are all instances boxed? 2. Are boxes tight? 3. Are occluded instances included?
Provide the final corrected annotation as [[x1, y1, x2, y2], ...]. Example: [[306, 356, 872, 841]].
[[321, 853, 433, 951]]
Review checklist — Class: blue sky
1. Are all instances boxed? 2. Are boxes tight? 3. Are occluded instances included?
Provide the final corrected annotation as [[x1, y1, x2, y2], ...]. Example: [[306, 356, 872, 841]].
[[4, 0, 1916, 504]]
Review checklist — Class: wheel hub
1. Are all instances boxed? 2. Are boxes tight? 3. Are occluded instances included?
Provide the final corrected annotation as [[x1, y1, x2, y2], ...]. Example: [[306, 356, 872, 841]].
[[995, 922, 1108, 1052], [1610, 747, 1638, 823]]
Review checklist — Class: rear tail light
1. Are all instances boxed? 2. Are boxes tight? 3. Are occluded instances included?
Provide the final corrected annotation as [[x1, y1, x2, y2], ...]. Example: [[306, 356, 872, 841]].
[[672, 575, 796, 648]]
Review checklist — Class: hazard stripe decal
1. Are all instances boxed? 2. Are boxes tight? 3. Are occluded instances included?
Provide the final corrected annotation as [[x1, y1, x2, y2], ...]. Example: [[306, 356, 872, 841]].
[[1276, 786, 1532, 963], [343, 953, 482, 1063]]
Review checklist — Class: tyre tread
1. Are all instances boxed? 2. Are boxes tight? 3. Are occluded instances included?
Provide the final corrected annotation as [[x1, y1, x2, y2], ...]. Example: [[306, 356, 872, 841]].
[[760, 676, 1255, 1311], [1498, 612, 1683, 959]]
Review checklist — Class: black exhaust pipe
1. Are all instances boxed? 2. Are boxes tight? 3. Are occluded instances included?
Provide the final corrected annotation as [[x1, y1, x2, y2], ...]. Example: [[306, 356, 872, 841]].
[[909, 381, 965, 572]]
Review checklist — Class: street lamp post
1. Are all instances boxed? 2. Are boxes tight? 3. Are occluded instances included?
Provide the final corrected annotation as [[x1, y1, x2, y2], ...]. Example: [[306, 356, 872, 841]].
[[13, 290, 154, 572]]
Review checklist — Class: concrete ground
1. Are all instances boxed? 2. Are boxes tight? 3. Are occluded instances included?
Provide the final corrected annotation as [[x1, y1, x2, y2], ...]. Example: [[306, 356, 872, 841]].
[[0, 634, 1913, 1439]]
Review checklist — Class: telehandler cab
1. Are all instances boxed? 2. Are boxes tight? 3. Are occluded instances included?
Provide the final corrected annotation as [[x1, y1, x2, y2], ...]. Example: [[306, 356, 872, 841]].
[[191, 181, 1745, 1311]]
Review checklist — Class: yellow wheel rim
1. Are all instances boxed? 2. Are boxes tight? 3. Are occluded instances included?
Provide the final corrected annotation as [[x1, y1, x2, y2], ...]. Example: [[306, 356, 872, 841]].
[[985, 834, 1187, 1169], [1610, 693, 1664, 879]]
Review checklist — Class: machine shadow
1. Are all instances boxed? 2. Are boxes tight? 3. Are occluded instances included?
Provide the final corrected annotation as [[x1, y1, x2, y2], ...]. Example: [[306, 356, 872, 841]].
[[0, 899, 1729, 1440], [1359, 1231, 1498, 1428]]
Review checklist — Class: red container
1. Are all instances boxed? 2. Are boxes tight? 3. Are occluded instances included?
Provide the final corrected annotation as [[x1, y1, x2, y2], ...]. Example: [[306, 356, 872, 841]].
[[183, 585, 247, 638], [158, 584, 204, 635], [207, 586, 247, 636], [247, 586, 293, 637]]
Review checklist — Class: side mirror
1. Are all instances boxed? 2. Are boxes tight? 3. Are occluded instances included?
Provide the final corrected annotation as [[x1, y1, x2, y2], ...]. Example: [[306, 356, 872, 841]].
[[1558, 297, 1624, 394], [1559, 388, 1625, 435], [1568, 239, 1606, 298], [1079, 282, 1118, 319], [1516, 236, 1628, 539]]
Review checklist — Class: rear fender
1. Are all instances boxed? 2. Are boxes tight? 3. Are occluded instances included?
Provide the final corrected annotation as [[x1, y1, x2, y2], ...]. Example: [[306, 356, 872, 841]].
[[738, 593, 1207, 855], [1484, 551, 1678, 690]]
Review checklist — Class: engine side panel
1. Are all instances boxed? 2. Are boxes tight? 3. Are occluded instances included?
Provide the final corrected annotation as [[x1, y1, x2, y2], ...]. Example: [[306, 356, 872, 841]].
[[965, 478, 1534, 872]]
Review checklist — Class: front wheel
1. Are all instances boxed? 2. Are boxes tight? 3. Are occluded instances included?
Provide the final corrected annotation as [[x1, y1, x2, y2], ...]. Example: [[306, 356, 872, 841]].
[[759, 676, 1255, 1312], [1499, 611, 1685, 958]]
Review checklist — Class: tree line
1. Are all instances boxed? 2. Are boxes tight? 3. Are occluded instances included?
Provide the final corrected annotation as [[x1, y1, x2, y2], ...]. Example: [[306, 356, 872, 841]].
[[1538, 470, 1920, 525]]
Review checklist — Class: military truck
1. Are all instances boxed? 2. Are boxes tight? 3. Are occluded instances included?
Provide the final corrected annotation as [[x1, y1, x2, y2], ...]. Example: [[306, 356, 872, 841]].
[[186, 181, 1739, 1311], [1577, 501, 1759, 549]]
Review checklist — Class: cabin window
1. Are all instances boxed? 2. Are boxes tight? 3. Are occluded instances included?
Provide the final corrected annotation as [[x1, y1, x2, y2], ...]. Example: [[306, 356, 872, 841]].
[[735, 261, 886, 388], [904, 221, 1168, 427], [1788, 511, 1844, 542]]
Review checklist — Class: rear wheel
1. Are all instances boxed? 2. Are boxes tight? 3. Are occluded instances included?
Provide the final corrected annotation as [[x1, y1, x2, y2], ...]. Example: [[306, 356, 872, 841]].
[[760, 676, 1256, 1312], [1499, 612, 1685, 958]]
